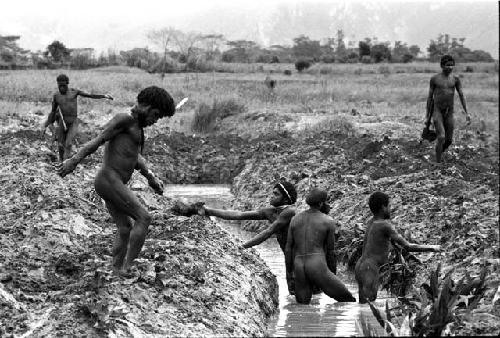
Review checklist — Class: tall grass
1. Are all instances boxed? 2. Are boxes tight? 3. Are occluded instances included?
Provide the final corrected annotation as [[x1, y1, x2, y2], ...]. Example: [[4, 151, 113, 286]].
[[191, 98, 247, 133]]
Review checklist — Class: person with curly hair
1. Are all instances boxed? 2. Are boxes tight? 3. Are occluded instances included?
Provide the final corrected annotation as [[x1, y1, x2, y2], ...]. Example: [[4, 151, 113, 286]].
[[57, 86, 175, 274], [42, 74, 114, 161]]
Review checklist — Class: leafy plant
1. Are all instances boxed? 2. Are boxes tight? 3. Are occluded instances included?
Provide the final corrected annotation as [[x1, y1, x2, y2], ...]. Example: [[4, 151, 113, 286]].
[[368, 264, 488, 336]]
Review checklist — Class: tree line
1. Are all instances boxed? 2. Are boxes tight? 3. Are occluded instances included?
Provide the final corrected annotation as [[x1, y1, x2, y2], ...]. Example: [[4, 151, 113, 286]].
[[0, 29, 494, 72]]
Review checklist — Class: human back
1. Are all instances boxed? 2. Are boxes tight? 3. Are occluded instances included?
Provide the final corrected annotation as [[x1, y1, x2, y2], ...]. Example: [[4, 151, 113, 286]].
[[360, 218, 393, 266], [291, 210, 332, 256]]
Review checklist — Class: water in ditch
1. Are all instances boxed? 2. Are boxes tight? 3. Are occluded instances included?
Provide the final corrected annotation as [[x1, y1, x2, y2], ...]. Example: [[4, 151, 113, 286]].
[[164, 184, 389, 337]]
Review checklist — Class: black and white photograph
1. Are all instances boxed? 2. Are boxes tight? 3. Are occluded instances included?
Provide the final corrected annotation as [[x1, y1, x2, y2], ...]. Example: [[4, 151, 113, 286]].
[[0, 0, 498, 336]]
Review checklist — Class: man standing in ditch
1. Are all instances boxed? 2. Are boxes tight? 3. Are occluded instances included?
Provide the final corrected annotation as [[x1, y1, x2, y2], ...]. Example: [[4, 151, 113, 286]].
[[57, 86, 175, 274], [355, 191, 440, 303], [41, 74, 114, 161], [285, 188, 356, 304], [426, 54, 471, 163], [197, 181, 299, 294]]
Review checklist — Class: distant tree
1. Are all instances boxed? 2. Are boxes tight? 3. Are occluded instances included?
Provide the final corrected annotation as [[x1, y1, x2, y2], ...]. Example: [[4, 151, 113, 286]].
[[408, 45, 421, 58], [45, 40, 70, 63], [391, 41, 414, 63], [320, 37, 335, 63], [147, 27, 177, 74], [428, 34, 493, 62], [223, 40, 258, 63], [173, 31, 202, 68], [199, 34, 225, 60], [335, 30, 348, 63], [370, 43, 391, 63], [292, 35, 321, 61], [358, 40, 371, 60]]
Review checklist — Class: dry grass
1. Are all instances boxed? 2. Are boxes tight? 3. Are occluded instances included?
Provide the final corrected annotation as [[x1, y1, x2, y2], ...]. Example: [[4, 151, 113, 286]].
[[0, 63, 497, 138]]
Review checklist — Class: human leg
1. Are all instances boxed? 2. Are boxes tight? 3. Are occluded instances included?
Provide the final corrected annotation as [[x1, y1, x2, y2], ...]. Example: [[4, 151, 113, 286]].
[[56, 122, 66, 161], [104, 200, 132, 270], [305, 255, 355, 302], [95, 171, 151, 269], [63, 120, 79, 160], [293, 256, 313, 304], [354, 260, 379, 303], [433, 110, 446, 163], [442, 113, 455, 152]]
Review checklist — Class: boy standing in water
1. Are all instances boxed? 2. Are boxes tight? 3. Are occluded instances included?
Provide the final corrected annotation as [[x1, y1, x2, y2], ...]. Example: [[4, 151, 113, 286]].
[[426, 55, 471, 163], [57, 86, 175, 274], [355, 192, 440, 303], [42, 74, 114, 161], [197, 181, 299, 294], [285, 188, 356, 304]]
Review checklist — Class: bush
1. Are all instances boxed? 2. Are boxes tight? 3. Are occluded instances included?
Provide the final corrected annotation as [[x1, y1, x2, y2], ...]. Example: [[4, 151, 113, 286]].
[[295, 59, 311, 72], [283, 70, 292, 76], [270, 55, 280, 63], [191, 98, 247, 133], [465, 65, 474, 73]]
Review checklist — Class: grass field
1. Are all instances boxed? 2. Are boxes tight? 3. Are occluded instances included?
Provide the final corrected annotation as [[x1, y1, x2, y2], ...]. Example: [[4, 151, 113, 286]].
[[0, 62, 497, 140]]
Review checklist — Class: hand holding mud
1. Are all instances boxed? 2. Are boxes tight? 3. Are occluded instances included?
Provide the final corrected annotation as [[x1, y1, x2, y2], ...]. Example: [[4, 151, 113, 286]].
[[55, 158, 78, 177]]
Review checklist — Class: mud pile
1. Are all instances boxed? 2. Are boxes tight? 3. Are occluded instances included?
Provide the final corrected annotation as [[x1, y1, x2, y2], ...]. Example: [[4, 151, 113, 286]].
[[0, 130, 278, 337], [227, 129, 499, 336]]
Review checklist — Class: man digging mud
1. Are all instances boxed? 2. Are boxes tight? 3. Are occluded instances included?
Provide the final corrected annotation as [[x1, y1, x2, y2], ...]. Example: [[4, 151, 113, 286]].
[[285, 188, 356, 304], [426, 55, 471, 163], [41, 74, 114, 161], [355, 191, 441, 303], [56, 86, 175, 274], [196, 181, 299, 294]]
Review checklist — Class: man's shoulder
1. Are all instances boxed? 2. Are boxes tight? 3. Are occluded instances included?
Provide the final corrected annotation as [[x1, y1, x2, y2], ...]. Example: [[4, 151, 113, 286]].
[[108, 112, 135, 126]]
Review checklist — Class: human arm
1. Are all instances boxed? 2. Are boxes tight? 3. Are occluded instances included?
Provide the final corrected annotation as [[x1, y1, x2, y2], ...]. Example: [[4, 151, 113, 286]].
[[199, 205, 267, 221], [455, 77, 470, 124], [57, 113, 133, 177], [387, 223, 440, 252], [77, 89, 113, 100], [325, 220, 337, 274], [135, 154, 163, 195], [425, 77, 436, 124], [42, 96, 58, 134], [242, 208, 295, 248], [285, 218, 296, 274]]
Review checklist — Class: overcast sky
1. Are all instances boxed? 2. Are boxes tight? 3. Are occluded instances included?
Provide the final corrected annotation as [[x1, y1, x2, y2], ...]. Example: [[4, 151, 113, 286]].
[[1, 0, 498, 57]]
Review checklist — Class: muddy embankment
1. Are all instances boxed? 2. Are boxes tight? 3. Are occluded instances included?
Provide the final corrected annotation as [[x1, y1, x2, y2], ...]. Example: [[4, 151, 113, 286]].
[[0, 129, 278, 337], [146, 125, 499, 336]]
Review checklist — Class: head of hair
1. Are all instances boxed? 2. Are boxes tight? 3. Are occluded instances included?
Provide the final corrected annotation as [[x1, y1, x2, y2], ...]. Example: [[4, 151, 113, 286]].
[[368, 191, 390, 214], [305, 188, 328, 207], [56, 74, 69, 83], [440, 54, 455, 67], [137, 86, 175, 117], [274, 181, 297, 204]]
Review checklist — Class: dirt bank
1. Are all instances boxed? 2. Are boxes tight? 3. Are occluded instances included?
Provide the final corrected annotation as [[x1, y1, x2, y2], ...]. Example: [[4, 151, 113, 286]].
[[225, 128, 499, 336], [0, 129, 278, 337]]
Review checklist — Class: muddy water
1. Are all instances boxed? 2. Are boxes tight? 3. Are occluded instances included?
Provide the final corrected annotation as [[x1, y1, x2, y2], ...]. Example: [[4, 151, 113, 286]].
[[163, 184, 388, 337]]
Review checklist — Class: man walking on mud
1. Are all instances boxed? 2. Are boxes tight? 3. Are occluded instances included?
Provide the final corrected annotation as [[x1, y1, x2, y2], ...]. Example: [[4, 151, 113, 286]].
[[57, 86, 175, 274], [426, 55, 471, 163], [285, 188, 356, 304], [355, 191, 440, 303], [197, 181, 299, 294], [42, 74, 114, 161]]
